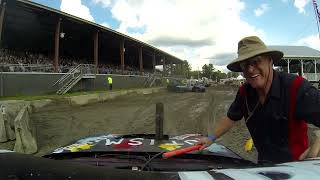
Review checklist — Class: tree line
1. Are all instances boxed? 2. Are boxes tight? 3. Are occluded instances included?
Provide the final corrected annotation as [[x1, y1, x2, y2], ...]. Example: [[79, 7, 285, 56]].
[[169, 60, 240, 81]]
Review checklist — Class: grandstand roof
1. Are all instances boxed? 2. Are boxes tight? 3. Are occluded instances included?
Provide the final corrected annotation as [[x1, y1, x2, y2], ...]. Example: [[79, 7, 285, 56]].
[[269, 45, 320, 58], [268, 45, 320, 66], [2, 0, 183, 65]]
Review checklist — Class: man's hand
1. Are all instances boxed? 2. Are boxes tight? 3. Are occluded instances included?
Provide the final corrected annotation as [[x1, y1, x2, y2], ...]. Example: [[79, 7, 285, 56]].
[[198, 136, 214, 151], [299, 130, 320, 160], [197, 117, 235, 151]]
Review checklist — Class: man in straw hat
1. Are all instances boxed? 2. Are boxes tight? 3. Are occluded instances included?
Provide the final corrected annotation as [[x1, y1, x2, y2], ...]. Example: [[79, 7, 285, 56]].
[[199, 36, 320, 164]]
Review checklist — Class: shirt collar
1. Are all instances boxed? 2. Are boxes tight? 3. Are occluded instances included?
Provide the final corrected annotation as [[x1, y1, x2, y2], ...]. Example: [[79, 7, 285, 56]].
[[269, 70, 281, 99]]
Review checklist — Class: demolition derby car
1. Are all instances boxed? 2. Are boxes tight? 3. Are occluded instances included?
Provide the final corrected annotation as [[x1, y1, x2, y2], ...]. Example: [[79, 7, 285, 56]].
[[1, 133, 320, 179], [167, 79, 206, 93]]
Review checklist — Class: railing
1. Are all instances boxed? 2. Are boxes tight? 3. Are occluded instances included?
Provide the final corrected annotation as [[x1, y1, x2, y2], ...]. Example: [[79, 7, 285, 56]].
[[304, 73, 320, 82], [52, 64, 82, 87], [52, 64, 96, 88]]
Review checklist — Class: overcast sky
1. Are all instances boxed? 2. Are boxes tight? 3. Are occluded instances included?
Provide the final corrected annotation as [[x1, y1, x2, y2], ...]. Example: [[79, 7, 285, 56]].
[[32, 0, 320, 72]]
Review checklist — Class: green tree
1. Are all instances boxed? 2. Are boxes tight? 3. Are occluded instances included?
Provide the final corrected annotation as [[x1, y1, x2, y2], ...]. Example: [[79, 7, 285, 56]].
[[180, 60, 192, 78], [189, 70, 201, 79], [213, 70, 227, 82], [201, 64, 215, 79], [227, 71, 239, 78]]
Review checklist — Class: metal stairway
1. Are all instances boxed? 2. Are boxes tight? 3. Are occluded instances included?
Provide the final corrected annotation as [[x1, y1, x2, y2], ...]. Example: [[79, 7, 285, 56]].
[[52, 64, 96, 95], [143, 74, 160, 87], [56, 74, 82, 95]]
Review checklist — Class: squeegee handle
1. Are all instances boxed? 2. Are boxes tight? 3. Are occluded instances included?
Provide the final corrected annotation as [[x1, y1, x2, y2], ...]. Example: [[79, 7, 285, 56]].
[[162, 144, 202, 159]]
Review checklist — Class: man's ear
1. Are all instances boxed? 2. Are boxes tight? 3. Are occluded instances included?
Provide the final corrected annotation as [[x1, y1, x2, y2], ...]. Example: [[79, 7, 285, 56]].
[[269, 57, 273, 66]]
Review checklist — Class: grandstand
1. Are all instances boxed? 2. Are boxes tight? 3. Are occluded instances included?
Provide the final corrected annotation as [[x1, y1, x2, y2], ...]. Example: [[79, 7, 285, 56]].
[[272, 45, 320, 83], [0, 0, 184, 97]]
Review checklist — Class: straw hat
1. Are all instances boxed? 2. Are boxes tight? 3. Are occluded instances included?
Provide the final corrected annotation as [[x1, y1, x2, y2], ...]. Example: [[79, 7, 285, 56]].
[[227, 36, 283, 72]]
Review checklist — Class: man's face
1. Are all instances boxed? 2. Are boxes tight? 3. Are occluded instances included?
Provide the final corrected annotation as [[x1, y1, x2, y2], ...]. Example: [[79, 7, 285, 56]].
[[240, 55, 272, 89]]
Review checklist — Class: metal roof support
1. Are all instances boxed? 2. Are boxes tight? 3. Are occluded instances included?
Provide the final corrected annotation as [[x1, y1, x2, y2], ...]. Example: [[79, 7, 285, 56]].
[[94, 30, 99, 73], [53, 18, 61, 73], [0, 2, 6, 48], [120, 39, 125, 74], [286, 59, 290, 73], [139, 46, 143, 74], [300, 59, 304, 76]]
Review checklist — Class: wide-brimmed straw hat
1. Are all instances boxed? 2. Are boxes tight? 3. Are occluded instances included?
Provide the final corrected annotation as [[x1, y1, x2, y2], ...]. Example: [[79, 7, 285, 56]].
[[227, 36, 283, 72]]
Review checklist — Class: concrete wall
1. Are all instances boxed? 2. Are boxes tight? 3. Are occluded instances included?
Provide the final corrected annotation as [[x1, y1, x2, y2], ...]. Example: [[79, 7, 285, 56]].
[[0, 72, 150, 97]]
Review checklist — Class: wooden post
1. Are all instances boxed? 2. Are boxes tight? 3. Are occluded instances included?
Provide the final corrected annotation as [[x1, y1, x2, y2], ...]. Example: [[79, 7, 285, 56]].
[[0, 2, 6, 48], [94, 30, 99, 73], [120, 39, 125, 74], [315, 60, 317, 81], [139, 46, 143, 74], [170, 61, 173, 76], [53, 18, 61, 73], [162, 56, 166, 75], [152, 53, 156, 73], [0, 72, 3, 97], [155, 102, 164, 140]]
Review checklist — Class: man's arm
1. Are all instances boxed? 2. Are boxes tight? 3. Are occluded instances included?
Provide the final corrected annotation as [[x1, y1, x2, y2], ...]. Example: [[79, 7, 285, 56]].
[[295, 81, 320, 127], [198, 88, 243, 150], [199, 116, 235, 150], [213, 116, 236, 139]]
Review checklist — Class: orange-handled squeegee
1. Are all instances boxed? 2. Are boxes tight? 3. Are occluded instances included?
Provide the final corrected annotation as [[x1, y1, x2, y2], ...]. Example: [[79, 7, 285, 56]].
[[162, 144, 203, 159]]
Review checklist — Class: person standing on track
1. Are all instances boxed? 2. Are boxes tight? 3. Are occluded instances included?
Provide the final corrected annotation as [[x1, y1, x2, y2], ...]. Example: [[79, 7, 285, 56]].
[[107, 75, 113, 91]]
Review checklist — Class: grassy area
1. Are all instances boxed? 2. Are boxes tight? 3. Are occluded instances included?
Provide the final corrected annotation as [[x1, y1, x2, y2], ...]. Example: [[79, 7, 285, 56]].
[[0, 88, 143, 101]]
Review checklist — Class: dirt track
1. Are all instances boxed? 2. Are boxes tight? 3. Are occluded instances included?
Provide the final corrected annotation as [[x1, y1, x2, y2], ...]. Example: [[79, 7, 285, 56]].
[[1, 85, 317, 163], [30, 86, 258, 162]]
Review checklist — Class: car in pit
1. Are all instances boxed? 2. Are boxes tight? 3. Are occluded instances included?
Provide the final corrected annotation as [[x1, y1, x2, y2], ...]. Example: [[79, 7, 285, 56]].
[[167, 79, 206, 93]]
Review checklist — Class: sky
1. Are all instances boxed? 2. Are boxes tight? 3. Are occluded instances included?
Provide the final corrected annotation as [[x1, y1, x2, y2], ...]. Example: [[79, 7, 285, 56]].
[[32, 0, 320, 72]]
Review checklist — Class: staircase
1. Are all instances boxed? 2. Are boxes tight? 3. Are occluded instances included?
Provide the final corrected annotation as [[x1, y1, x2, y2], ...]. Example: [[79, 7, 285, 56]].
[[52, 64, 96, 95], [144, 74, 160, 87]]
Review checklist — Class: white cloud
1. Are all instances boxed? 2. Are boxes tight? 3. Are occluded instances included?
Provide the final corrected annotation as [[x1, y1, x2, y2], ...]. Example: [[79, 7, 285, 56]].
[[60, 0, 94, 22], [254, 3, 269, 17], [294, 0, 310, 14], [296, 34, 320, 50], [100, 22, 111, 28], [92, 0, 113, 8], [95, 0, 264, 70]]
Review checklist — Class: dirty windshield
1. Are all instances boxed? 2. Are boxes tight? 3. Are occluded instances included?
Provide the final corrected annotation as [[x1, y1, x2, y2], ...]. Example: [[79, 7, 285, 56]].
[[0, 0, 320, 179]]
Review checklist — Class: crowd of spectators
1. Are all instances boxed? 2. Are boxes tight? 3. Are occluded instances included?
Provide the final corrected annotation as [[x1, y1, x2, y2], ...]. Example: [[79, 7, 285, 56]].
[[0, 48, 155, 76], [0, 48, 53, 72], [98, 64, 146, 75]]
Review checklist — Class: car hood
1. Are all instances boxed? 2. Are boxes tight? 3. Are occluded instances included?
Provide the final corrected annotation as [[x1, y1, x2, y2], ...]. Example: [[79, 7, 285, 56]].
[[46, 133, 241, 160]]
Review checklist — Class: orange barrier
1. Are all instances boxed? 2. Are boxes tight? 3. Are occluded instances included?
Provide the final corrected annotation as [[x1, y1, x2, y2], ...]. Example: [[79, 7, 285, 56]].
[[162, 144, 202, 159]]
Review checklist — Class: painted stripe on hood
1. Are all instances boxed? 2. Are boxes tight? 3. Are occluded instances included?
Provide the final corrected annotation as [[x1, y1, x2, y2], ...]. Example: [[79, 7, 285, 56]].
[[178, 171, 214, 180]]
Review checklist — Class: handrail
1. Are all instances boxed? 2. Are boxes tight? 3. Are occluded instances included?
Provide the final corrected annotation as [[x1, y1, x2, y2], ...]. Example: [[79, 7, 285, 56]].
[[52, 64, 82, 87], [52, 64, 96, 87]]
